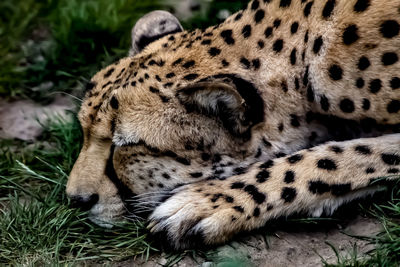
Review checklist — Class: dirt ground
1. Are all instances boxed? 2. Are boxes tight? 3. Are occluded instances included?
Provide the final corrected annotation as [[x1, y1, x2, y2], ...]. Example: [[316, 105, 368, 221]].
[[0, 97, 381, 266]]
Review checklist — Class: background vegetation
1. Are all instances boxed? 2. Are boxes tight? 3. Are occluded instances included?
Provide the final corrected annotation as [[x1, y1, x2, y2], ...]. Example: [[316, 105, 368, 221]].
[[0, 0, 399, 265]]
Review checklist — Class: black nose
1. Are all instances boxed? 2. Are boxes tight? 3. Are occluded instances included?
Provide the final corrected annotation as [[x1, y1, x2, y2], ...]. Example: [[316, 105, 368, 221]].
[[69, 194, 99, 211]]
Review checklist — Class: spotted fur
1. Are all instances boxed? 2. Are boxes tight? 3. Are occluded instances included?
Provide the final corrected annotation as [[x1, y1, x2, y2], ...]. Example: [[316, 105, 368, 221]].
[[67, 0, 400, 248]]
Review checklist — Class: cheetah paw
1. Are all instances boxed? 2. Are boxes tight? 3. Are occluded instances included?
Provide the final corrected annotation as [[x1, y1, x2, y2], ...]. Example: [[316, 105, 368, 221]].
[[147, 183, 246, 249]]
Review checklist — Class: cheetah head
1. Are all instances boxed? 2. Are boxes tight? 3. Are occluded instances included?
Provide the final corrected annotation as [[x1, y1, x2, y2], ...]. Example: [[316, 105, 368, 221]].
[[66, 11, 268, 226]]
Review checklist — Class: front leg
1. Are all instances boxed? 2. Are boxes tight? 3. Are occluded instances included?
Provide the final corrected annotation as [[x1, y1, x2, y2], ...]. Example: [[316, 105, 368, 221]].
[[149, 134, 400, 249]]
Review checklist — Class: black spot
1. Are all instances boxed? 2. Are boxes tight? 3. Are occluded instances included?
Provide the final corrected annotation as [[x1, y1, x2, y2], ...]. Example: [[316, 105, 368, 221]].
[[252, 59, 261, 70], [176, 157, 191, 165], [281, 81, 288, 92], [165, 150, 177, 158], [251, 0, 260, 10], [275, 152, 286, 158], [201, 39, 211, 45], [233, 167, 247, 175], [104, 68, 115, 78], [304, 30, 309, 43], [309, 181, 330, 194], [355, 145, 372, 155], [284, 171, 295, 183], [255, 148, 262, 158], [130, 81, 136, 87], [101, 81, 112, 89], [189, 172, 203, 178], [267, 204, 274, 211], [278, 123, 284, 132], [273, 19, 281, 28], [328, 64, 343, 80], [240, 57, 251, 69], [242, 25, 252, 38], [322, 0, 335, 18], [225, 195, 234, 203], [387, 100, 400, 113], [258, 40, 265, 49], [320, 95, 330, 111], [288, 154, 303, 164], [183, 74, 199, 81], [313, 36, 323, 54], [273, 39, 284, 53], [281, 187, 297, 203], [369, 79, 382, 93], [330, 145, 343, 153], [183, 60, 195, 69], [244, 184, 266, 204], [166, 72, 175, 78], [331, 183, 351, 196], [201, 153, 211, 161], [303, 1, 313, 17], [390, 77, 400, 89], [253, 207, 260, 217], [388, 168, 399, 174], [356, 78, 365, 88], [340, 98, 355, 113], [233, 206, 244, 213], [138, 78, 144, 83], [295, 77, 300, 90], [264, 27, 273, 38], [254, 9, 265, 23], [149, 86, 159, 93], [382, 52, 398, 66], [221, 59, 230, 67], [208, 47, 221, 57], [290, 48, 297, 65], [317, 158, 337, 170], [162, 173, 170, 179], [260, 160, 274, 169], [380, 20, 399, 38], [343, 24, 359, 45], [307, 85, 314, 102], [172, 58, 183, 66], [231, 182, 245, 189], [256, 170, 270, 183], [358, 56, 370, 70], [159, 95, 170, 103], [110, 96, 119, 109], [212, 154, 222, 163], [262, 138, 272, 147], [234, 12, 243, 21], [155, 75, 161, 82], [220, 30, 235, 45], [362, 98, 370, 110], [280, 0, 291, 8], [211, 193, 223, 202], [164, 82, 173, 88], [354, 0, 370, 12], [382, 153, 400, 165], [365, 167, 375, 174], [290, 114, 300, 127], [291, 22, 299, 34]]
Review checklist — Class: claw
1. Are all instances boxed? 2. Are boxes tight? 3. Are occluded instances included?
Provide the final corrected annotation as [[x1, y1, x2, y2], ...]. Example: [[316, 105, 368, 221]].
[[147, 220, 157, 230]]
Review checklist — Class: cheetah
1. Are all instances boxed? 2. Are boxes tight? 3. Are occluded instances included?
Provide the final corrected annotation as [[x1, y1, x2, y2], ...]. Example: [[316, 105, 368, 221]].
[[66, 0, 400, 249]]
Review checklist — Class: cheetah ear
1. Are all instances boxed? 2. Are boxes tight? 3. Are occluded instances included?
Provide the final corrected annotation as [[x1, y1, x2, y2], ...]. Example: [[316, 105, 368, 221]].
[[129, 10, 183, 56], [176, 75, 265, 139]]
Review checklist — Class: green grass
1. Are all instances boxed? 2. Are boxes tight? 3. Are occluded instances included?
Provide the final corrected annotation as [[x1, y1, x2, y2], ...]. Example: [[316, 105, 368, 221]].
[[0, 115, 156, 265]]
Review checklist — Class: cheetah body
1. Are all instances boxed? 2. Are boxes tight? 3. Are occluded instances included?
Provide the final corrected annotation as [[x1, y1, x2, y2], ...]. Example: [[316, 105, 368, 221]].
[[67, 0, 400, 249]]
